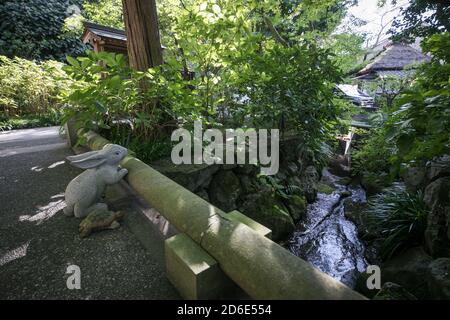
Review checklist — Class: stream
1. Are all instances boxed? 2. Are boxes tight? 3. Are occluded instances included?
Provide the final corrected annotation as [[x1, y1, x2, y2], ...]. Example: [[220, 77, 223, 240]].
[[289, 170, 368, 288]]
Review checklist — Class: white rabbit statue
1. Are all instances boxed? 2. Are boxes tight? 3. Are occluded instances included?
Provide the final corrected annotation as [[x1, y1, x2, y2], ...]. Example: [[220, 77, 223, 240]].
[[64, 144, 129, 218]]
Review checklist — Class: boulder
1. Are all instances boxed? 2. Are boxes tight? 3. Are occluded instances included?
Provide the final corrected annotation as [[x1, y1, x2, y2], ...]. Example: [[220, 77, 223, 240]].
[[286, 162, 299, 176], [238, 174, 257, 195], [427, 155, 450, 183], [343, 198, 374, 239], [423, 177, 450, 257], [373, 282, 417, 300], [285, 195, 307, 222], [381, 246, 432, 298], [328, 155, 351, 177], [360, 171, 389, 196], [208, 170, 242, 212], [424, 177, 450, 209], [426, 258, 450, 300], [402, 165, 427, 193], [239, 191, 295, 241], [152, 158, 219, 192], [301, 166, 319, 203], [234, 164, 258, 176], [317, 183, 334, 195], [354, 272, 378, 299], [196, 189, 210, 202]]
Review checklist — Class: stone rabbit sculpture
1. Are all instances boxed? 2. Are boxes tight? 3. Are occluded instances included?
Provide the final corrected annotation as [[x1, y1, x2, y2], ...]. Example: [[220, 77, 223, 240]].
[[64, 144, 128, 218]]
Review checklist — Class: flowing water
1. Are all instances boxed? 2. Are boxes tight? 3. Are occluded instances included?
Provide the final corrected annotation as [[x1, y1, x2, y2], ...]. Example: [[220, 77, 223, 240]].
[[289, 170, 368, 288]]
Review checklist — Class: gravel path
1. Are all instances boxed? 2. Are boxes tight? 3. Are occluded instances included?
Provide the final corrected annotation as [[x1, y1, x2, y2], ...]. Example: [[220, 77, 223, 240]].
[[0, 127, 179, 299]]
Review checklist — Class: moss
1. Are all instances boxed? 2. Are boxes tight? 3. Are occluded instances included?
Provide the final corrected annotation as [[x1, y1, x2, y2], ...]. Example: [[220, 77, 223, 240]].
[[317, 183, 335, 194]]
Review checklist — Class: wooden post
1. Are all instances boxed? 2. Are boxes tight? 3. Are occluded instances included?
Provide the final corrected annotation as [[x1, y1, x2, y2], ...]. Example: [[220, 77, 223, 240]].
[[122, 0, 163, 71]]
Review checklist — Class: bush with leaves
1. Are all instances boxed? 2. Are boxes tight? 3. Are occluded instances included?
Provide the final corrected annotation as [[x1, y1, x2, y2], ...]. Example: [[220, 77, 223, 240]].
[[0, 0, 88, 61], [60, 50, 178, 161], [385, 32, 450, 166], [83, 0, 124, 29], [62, 1, 353, 165], [364, 183, 429, 260], [0, 55, 68, 120]]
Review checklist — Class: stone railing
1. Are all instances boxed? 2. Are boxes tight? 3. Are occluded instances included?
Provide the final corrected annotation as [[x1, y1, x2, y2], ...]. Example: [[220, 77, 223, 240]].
[[74, 129, 365, 300]]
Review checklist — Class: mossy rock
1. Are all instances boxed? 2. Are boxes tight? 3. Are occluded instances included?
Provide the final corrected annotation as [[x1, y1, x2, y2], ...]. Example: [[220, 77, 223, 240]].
[[373, 282, 417, 300], [285, 195, 307, 222], [360, 172, 391, 196], [239, 191, 295, 241], [317, 183, 334, 195]]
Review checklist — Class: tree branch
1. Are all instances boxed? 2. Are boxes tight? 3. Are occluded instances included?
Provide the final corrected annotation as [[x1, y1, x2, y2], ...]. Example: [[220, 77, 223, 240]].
[[263, 16, 289, 47]]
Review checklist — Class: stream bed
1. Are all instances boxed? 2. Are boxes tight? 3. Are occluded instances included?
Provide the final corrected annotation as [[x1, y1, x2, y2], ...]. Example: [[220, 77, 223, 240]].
[[289, 170, 368, 288]]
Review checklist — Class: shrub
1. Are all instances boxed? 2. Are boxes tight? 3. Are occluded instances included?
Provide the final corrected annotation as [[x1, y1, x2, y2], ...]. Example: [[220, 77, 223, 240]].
[[0, 0, 87, 61], [0, 55, 68, 120], [351, 127, 397, 179], [385, 32, 450, 166], [364, 183, 429, 260]]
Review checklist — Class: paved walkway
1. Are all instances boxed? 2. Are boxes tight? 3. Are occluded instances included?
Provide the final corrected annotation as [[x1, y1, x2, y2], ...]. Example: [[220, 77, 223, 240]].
[[0, 127, 179, 299]]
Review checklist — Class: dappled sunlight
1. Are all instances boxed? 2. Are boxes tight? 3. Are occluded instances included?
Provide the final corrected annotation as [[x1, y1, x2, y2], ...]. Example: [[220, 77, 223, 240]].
[[31, 166, 44, 172], [0, 241, 30, 267], [19, 199, 66, 225], [48, 160, 65, 169]]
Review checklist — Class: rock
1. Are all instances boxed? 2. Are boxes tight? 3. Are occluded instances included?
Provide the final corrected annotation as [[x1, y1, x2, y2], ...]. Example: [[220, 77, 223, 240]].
[[355, 272, 378, 299], [234, 164, 258, 175], [152, 158, 220, 192], [373, 282, 417, 300], [425, 205, 450, 258], [424, 177, 450, 209], [301, 166, 319, 203], [423, 177, 450, 257], [339, 190, 352, 198], [238, 174, 257, 194], [221, 164, 237, 171], [402, 165, 427, 193], [427, 155, 450, 183], [285, 195, 307, 222], [196, 189, 210, 202], [208, 170, 242, 212], [286, 162, 299, 175], [426, 258, 450, 300], [239, 191, 295, 241], [381, 247, 432, 298], [343, 198, 374, 239], [317, 183, 334, 195], [364, 242, 382, 265], [338, 176, 352, 186], [328, 155, 351, 177], [360, 171, 389, 196]]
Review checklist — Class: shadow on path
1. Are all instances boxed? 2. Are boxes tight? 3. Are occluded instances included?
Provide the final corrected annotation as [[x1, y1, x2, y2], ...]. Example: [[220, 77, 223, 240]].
[[0, 127, 179, 299]]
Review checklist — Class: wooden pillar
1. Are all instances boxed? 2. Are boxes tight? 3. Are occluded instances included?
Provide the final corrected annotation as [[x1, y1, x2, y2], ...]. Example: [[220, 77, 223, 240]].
[[122, 0, 163, 71]]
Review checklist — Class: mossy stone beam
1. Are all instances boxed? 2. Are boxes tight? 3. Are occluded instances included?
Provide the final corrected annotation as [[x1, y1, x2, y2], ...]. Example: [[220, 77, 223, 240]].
[[165, 233, 235, 299], [82, 130, 365, 300]]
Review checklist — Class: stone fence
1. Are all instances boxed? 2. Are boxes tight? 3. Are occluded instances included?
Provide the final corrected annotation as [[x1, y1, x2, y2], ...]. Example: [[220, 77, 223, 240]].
[[74, 129, 365, 300]]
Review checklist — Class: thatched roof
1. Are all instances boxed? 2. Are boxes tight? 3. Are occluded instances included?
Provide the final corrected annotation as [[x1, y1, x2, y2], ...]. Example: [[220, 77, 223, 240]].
[[356, 43, 430, 78]]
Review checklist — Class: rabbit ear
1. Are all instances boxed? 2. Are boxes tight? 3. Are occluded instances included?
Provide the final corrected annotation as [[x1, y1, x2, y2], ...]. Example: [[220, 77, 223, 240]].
[[67, 150, 107, 169], [66, 150, 99, 162]]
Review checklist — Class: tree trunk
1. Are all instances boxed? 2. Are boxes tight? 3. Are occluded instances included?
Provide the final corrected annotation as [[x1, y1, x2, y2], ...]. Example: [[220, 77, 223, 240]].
[[122, 0, 163, 71]]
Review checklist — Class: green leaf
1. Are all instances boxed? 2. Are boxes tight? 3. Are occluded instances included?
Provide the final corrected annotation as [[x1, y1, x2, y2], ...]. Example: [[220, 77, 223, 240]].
[[66, 56, 80, 68]]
